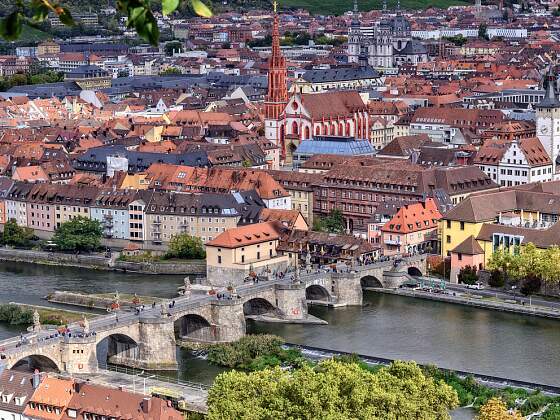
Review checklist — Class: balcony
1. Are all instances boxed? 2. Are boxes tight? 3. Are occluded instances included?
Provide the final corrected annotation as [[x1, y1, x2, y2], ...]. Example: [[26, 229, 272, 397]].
[[384, 239, 401, 246]]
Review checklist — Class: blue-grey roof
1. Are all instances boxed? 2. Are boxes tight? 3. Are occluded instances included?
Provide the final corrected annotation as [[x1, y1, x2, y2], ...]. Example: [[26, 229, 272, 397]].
[[301, 67, 380, 83], [398, 40, 427, 55], [7, 81, 81, 98], [66, 65, 109, 78], [294, 136, 376, 157], [72, 145, 210, 173]]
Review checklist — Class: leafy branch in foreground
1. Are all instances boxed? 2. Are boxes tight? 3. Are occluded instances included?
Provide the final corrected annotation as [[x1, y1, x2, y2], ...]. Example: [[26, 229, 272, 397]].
[[0, 0, 212, 45]]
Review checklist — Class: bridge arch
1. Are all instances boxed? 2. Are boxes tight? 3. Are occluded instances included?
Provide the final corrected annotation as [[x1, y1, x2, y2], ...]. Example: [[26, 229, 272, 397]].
[[96, 333, 139, 367], [175, 314, 215, 342], [305, 284, 330, 301], [360, 275, 383, 288], [11, 354, 61, 373], [408, 266, 423, 277], [243, 298, 277, 316]]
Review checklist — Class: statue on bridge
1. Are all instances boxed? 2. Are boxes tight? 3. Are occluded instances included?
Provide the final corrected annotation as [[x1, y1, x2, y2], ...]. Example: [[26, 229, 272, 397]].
[[110, 290, 121, 312], [82, 316, 90, 334], [182, 277, 192, 298], [32, 310, 40, 332]]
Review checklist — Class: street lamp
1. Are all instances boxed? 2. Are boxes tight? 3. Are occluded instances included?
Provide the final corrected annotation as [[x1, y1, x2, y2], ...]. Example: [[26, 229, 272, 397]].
[[132, 370, 144, 393], [143, 375, 155, 394]]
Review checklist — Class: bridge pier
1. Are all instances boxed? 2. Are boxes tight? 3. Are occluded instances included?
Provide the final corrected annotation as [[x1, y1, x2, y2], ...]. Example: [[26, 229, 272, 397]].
[[136, 317, 178, 371], [331, 273, 363, 306], [275, 284, 308, 320], [62, 336, 99, 374], [212, 300, 246, 342]]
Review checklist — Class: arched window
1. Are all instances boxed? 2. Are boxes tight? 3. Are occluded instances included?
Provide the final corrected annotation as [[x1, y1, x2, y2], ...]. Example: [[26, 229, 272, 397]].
[[315, 126, 321, 136], [304, 126, 311, 139], [339, 122, 344, 136], [332, 122, 338, 136], [346, 122, 352, 136], [292, 121, 299, 135], [324, 122, 330, 135]]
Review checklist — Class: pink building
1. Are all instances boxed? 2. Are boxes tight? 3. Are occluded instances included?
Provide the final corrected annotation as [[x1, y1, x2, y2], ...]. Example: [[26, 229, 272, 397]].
[[449, 235, 485, 284]]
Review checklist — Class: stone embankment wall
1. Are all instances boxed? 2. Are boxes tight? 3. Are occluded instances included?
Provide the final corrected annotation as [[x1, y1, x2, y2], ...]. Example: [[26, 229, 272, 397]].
[[113, 260, 206, 275], [0, 247, 206, 275]]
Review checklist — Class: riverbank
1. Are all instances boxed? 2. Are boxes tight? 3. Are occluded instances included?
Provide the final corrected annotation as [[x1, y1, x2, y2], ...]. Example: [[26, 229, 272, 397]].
[[0, 247, 205, 275], [371, 287, 560, 320], [46, 291, 166, 311], [6, 302, 94, 327]]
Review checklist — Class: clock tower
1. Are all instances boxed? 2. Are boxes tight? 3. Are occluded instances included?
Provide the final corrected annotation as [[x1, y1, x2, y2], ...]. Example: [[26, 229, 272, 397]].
[[536, 67, 560, 176]]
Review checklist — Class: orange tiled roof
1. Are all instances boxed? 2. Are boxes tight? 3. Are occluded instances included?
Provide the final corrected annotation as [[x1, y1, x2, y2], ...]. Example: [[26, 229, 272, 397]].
[[206, 221, 281, 248], [382, 198, 442, 234]]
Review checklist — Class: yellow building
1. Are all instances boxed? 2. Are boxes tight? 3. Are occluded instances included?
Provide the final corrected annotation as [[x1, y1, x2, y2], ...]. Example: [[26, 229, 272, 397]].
[[440, 188, 560, 264], [65, 65, 112, 90], [37, 40, 60, 56], [205, 221, 289, 286]]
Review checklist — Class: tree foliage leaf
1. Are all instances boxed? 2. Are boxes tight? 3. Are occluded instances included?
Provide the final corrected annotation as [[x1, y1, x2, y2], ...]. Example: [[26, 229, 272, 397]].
[[162, 0, 179, 15], [0, 12, 23, 41], [191, 0, 212, 18]]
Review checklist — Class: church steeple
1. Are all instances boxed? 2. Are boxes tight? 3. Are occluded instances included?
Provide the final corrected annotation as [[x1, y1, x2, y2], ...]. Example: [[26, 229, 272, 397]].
[[265, 1, 287, 121], [264, 1, 288, 159]]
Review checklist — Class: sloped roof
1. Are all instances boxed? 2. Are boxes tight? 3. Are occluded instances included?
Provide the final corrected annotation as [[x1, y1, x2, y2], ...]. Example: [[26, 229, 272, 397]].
[[381, 198, 442, 234], [451, 235, 484, 255], [206, 221, 281, 248], [300, 91, 366, 119]]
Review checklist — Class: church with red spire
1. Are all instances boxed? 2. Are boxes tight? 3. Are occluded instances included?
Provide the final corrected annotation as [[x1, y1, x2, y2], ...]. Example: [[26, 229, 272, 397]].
[[264, 1, 289, 160], [264, 2, 370, 166]]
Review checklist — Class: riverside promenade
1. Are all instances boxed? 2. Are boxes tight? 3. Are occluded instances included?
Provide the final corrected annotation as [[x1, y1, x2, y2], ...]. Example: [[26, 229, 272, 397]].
[[372, 286, 560, 320]]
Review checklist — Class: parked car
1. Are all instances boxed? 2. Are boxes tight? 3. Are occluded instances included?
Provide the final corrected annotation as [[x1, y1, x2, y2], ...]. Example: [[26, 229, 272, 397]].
[[466, 283, 485, 290]]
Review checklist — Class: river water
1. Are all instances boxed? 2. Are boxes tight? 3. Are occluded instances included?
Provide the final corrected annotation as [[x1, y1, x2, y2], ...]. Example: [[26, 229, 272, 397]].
[[0, 261, 559, 389]]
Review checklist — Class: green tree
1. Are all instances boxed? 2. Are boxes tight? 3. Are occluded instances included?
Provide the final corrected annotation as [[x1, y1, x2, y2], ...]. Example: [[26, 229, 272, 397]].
[[160, 67, 182, 75], [30, 70, 63, 84], [164, 40, 183, 56], [520, 274, 541, 297], [312, 209, 345, 234], [166, 233, 205, 259], [0, 0, 212, 45], [458, 265, 478, 285], [51, 216, 102, 252], [477, 397, 522, 420], [207, 360, 458, 420], [540, 246, 560, 286], [488, 269, 505, 288], [3, 218, 35, 248], [444, 35, 467, 46], [478, 23, 489, 40]]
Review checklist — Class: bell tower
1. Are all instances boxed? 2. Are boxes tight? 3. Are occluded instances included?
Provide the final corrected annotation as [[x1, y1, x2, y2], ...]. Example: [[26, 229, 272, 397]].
[[264, 1, 288, 159], [536, 66, 560, 176]]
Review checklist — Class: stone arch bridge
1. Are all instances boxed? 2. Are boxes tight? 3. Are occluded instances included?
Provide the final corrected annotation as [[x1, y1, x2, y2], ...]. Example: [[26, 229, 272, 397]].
[[0, 256, 426, 375]]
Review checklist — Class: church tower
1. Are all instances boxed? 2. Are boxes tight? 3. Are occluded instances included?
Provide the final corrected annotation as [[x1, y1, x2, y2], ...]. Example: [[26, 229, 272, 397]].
[[347, 0, 361, 64], [536, 66, 560, 175], [264, 1, 288, 159]]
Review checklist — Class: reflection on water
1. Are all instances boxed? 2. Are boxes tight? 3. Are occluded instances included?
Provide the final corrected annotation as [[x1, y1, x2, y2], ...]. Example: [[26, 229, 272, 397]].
[[0, 260, 558, 389], [248, 292, 560, 386]]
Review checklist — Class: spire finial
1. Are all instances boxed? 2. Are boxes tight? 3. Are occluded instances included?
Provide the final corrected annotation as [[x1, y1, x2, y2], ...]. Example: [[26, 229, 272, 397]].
[[383, 0, 387, 11], [273, 0, 277, 13], [397, 0, 400, 10], [353, 0, 358, 13]]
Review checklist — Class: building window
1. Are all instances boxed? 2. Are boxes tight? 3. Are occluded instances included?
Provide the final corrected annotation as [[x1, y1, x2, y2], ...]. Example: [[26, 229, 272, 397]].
[[460, 221, 465, 230], [446, 220, 451, 229], [446, 235, 451, 243], [217, 256, 222, 264]]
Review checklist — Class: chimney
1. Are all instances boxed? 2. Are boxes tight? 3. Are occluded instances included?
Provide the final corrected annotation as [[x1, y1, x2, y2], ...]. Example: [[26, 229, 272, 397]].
[[32, 369, 40, 389], [142, 397, 152, 414]]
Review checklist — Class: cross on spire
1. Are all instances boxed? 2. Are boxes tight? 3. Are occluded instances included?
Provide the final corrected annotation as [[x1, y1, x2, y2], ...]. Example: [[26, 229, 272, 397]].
[[353, 0, 358, 13], [273, 0, 277, 13]]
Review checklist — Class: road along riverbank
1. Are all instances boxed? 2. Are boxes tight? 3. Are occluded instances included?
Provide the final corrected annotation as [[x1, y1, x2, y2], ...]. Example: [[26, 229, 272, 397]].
[[370, 287, 560, 320]]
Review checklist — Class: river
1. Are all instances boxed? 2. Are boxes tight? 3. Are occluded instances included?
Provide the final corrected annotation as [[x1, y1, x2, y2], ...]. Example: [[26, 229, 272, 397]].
[[0, 261, 559, 389]]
